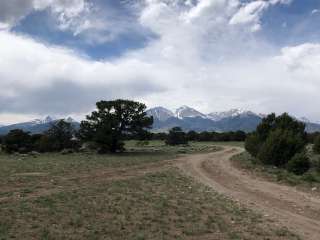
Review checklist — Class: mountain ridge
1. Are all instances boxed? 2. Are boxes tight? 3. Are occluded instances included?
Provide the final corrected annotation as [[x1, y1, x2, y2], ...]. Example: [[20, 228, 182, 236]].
[[147, 106, 320, 133], [0, 107, 319, 135], [0, 116, 79, 135]]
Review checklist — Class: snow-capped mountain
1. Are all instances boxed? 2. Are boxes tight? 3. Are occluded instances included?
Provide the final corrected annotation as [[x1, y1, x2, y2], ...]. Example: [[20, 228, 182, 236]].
[[175, 106, 207, 119], [0, 116, 79, 135], [65, 117, 77, 123], [147, 107, 174, 121], [30, 116, 56, 125], [207, 109, 260, 121], [149, 106, 320, 133]]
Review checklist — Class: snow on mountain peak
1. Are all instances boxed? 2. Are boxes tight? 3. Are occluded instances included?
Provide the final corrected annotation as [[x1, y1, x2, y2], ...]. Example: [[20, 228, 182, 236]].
[[65, 117, 76, 123], [147, 107, 174, 121], [44, 116, 54, 123], [175, 106, 206, 119], [208, 108, 258, 121], [30, 116, 55, 125]]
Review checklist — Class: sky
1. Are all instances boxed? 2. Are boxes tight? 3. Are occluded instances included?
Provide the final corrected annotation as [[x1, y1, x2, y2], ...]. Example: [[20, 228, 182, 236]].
[[0, 0, 320, 124]]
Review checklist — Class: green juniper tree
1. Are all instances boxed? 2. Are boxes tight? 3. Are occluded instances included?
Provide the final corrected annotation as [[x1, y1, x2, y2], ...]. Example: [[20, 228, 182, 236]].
[[245, 113, 309, 172], [79, 99, 153, 153]]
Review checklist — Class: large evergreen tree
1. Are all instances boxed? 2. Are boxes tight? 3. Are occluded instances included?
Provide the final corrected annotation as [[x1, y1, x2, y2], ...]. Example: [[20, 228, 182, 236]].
[[79, 99, 153, 153]]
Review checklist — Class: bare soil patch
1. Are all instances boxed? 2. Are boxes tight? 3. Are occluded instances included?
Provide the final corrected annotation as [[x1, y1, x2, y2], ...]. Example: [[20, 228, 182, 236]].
[[177, 146, 320, 239]]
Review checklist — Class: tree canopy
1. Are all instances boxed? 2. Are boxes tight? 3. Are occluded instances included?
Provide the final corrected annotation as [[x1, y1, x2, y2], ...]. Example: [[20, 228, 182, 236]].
[[79, 99, 153, 153], [38, 120, 76, 152]]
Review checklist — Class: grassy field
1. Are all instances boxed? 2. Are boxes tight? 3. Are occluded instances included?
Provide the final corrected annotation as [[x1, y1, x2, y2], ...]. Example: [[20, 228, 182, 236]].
[[208, 141, 244, 148], [0, 141, 299, 239], [232, 147, 320, 188]]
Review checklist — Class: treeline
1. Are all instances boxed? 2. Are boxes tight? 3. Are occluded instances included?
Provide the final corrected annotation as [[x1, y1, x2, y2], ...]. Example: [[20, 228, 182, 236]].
[[150, 130, 247, 142], [0, 120, 79, 154], [0, 99, 153, 154], [0, 99, 319, 156], [0, 125, 247, 154]]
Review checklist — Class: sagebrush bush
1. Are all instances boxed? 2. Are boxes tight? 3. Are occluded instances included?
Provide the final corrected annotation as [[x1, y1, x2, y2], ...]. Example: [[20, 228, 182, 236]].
[[286, 152, 310, 175]]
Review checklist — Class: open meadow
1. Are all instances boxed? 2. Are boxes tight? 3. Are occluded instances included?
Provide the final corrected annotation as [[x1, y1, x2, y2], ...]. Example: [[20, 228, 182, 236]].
[[0, 141, 299, 240]]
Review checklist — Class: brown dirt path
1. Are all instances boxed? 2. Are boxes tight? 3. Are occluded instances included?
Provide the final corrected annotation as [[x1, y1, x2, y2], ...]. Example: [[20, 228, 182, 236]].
[[176, 146, 320, 240]]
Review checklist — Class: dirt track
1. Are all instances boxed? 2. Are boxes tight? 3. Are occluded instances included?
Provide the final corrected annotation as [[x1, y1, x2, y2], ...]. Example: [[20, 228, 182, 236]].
[[176, 146, 320, 240]]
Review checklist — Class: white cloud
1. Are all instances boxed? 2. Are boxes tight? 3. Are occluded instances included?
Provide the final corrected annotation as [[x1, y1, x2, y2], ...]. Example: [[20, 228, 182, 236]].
[[0, 0, 84, 28], [0, 31, 166, 115], [0, 0, 99, 37], [229, 0, 291, 32], [0, 0, 149, 44], [1, 0, 320, 123], [229, 1, 267, 32]]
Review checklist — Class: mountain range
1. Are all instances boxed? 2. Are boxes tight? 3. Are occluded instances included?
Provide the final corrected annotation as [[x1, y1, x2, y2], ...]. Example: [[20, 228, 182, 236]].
[[147, 106, 320, 133], [0, 106, 319, 135], [0, 116, 80, 135]]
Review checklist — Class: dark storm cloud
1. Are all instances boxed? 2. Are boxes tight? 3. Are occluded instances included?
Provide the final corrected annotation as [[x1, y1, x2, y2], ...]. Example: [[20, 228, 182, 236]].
[[0, 79, 166, 115], [0, 0, 34, 27]]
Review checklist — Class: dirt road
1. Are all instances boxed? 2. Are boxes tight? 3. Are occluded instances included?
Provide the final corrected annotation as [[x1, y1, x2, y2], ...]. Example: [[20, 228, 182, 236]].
[[176, 146, 320, 240]]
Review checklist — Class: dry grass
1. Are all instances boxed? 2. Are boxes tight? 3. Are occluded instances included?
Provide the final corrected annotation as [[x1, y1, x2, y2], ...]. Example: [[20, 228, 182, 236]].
[[0, 169, 299, 240], [0, 141, 299, 239]]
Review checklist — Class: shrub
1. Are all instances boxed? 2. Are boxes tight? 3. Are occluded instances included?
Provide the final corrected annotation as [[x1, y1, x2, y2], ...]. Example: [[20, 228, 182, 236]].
[[286, 152, 310, 175], [45, 120, 75, 152], [246, 113, 307, 168], [245, 133, 261, 157], [165, 127, 188, 146], [301, 172, 319, 183], [2, 129, 33, 153], [258, 129, 306, 167], [314, 157, 320, 173], [35, 135, 52, 153], [313, 135, 320, 154]]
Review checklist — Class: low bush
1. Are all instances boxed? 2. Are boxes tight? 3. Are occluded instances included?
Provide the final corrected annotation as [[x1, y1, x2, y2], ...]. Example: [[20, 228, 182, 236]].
[[286, 152, 311, 175], [300, 172, 319, 183], [244, 133, 261, 158], [313, 136, 320, 154], [165, 127, 188, 146], [258, 129, 305, 167], [2, 129, 33, 153]]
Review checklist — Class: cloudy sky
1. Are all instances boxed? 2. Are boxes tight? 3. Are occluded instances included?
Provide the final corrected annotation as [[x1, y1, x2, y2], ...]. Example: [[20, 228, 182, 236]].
[[0, 0, 320, 124]]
